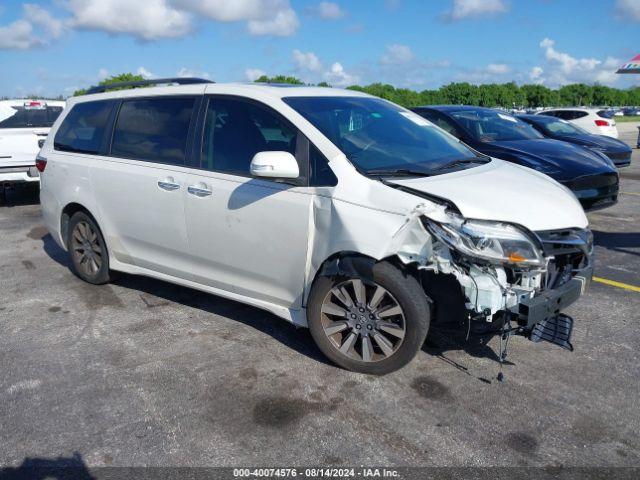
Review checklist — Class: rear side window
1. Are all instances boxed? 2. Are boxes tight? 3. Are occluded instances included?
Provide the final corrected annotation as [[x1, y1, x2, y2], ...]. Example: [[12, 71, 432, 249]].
[[201, 97, 297, 175], [570, 111, 588, 120], [54, 101, 114, 154], [415, 110, 463, 138], [0, 106, 63, 129], [596, 110, 614, 119], [111, 97, 195, 165]]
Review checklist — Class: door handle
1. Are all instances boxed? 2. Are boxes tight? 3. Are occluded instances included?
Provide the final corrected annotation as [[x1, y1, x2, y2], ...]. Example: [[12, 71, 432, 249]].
[[187, 184, 212, 197], [158, 180, 180, 191]]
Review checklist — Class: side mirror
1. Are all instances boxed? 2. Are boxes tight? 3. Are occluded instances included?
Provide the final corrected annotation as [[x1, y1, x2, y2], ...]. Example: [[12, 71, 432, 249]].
[[250, 151, 299, 179]]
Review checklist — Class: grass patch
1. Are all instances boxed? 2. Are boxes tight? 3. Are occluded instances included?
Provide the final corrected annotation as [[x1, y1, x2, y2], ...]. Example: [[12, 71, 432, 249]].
[[615, 116, 640, 123]]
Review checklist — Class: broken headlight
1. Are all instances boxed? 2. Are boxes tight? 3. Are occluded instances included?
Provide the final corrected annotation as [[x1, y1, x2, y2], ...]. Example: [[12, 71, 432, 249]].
[[424, 217, 545, 267]]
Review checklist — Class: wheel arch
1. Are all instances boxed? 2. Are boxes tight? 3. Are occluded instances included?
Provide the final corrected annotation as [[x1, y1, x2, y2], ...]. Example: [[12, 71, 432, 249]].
[[60, 202, 99, 248], [305, 251, 424, 306]]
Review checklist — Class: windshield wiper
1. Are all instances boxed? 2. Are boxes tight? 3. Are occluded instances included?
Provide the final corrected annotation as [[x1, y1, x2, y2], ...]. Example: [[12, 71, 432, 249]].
[[431, 157, 491, 172], [365, 168, 433, 177]]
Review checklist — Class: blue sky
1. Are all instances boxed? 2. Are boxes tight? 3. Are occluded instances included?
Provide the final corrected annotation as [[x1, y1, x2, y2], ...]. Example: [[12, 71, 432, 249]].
[[0, 0, 638, 97]]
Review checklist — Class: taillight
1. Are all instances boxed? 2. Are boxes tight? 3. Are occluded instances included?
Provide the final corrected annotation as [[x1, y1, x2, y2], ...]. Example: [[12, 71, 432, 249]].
[[35, 154, 47, 172], [595, 119, 609, 127]]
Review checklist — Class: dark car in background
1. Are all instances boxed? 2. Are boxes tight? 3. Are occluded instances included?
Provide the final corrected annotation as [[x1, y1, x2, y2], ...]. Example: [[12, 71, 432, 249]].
[[411, 105, 619, 211], [517, 114, 632, 168]]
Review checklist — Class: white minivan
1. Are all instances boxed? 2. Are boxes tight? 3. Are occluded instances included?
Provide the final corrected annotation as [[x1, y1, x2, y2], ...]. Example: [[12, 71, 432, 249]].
[[0, 99, 65, 196], [40, 79, 593, 374]]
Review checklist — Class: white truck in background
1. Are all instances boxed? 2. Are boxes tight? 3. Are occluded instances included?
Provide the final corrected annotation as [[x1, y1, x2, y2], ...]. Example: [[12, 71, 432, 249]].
[[0, 99, 65, 201]]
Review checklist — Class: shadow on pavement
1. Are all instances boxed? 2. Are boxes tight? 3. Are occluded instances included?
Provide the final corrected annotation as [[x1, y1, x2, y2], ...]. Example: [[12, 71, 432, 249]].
[[40, 232, 333, 368], [0, 184, 40, 207], [0, 452, 94, 480], [593, 229, 640, 258]]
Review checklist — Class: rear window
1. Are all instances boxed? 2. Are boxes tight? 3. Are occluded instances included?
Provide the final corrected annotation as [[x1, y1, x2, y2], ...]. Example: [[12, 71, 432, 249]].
[[111, 97, 195, 165], [54, 101, 115, 154], [0, 106, 63, 129]]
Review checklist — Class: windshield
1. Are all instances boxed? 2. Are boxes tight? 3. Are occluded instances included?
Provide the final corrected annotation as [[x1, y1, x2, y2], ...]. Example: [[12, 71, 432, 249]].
[[449, 109, 544, 142], [534, 117, 588, 137], [283, 96, 482, 174]]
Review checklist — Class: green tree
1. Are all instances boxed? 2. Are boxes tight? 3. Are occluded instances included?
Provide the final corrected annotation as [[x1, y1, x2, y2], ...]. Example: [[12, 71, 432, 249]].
[[254, 75, 303, 85], [73, 73, 147, 96]]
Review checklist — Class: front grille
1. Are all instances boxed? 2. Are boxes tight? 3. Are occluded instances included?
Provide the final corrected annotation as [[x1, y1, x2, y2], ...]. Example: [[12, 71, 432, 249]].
[[567, 172, 618, 190], [535, 228, 592, 289], [607, 151, 632, 161]]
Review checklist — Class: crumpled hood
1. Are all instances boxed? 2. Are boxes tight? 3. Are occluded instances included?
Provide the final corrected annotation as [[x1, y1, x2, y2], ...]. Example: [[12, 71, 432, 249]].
[[387, 159, 588, 232], [487, 138, 615, 182]]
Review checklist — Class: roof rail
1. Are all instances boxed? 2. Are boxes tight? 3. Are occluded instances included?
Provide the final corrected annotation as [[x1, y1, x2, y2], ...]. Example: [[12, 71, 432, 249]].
[[85, 77, 213, 95]]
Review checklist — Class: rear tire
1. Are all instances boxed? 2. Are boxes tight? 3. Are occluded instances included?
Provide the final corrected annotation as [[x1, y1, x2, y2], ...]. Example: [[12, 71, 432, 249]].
[[67, 212, 115, 285], [307, 261, 430, 375]]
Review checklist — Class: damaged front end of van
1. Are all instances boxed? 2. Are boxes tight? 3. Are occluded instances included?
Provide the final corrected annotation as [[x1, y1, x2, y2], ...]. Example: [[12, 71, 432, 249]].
[[390, 202, 593, 357]]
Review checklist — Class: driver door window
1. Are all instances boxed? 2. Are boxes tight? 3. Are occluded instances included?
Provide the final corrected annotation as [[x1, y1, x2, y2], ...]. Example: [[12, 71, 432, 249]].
[[201, 97, 298, 176]]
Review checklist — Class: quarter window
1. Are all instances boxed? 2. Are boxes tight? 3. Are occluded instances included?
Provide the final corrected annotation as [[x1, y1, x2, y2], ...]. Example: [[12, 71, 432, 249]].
[[201, 97, 297, 175], [309, 144, 337, 186], [111, 97, 195, 165], [54, 101, 114, 154]]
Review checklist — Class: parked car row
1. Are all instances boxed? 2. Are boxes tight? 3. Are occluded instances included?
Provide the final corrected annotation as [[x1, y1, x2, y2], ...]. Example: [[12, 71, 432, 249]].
[[31, 78, 600, 374], [412, 106, 621, 211]]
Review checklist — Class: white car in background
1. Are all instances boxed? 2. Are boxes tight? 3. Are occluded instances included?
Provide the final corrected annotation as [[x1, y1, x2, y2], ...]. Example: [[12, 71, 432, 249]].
[[0, 99, 65, 195], [536, 108, 619, 138]]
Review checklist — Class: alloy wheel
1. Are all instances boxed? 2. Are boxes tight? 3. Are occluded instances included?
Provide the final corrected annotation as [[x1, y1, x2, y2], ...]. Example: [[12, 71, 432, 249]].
[[70, 221, 103, 277], [320, 278, 406, 363]]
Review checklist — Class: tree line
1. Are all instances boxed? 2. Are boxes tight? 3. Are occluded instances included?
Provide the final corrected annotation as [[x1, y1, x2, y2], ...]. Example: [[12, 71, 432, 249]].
[[69, 73, 640, 108], [255, 75, 640, 108]]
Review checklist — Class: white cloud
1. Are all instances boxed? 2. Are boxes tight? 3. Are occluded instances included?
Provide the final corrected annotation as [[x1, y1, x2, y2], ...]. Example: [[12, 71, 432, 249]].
[[0, 4, 65, 50], [175, 0, 299, 36], [443, 0, 508, 21], [176, 67, 211, 79], [485, 63, 510, 75], [380, 44, 414, 65], [247, 7, 298, 36], [457, 62, 512, 83], [66, 0, 192, 40], [324, 62, 358, 87], [293, 49, 323, 72], [529, 66, 544, 84], [97, 68, 110, 80], [0, 19, 37, 50], [136, 66, 155, 79], [245, 68, 266, 81], [312, 2, 345, 20], [23, 4, 65, 39], [614, 0, 640, 22], [289, 50, 357, 86], [537, 37, 620, 86]]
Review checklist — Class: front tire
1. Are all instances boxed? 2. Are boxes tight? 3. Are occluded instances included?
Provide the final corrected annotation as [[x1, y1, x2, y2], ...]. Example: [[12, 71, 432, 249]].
[[67, 212, 114, 285], [308, 261, 430, 375]]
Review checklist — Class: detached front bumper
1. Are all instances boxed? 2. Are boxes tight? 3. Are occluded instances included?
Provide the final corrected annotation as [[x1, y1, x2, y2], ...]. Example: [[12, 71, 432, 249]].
[[507, 266, 592, 350], [511, 267, 592, 329]]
